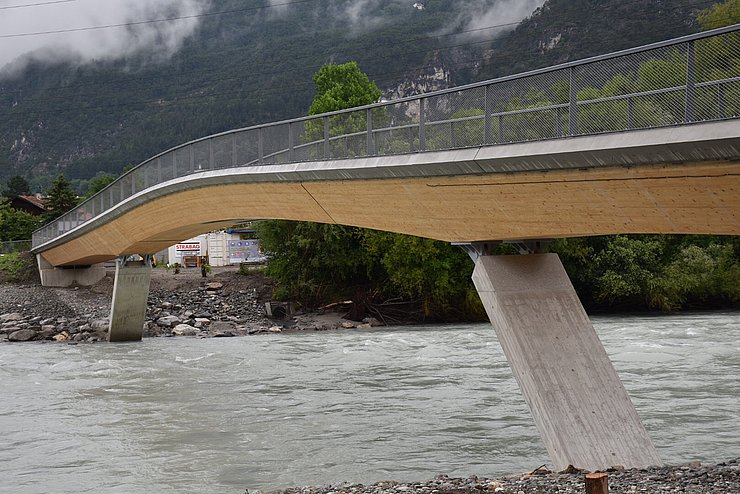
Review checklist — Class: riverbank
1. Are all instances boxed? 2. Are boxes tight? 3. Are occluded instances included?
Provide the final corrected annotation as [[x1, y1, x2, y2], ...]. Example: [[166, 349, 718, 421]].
[[267, 459, 740, 494], [0, 266, 370, 343]]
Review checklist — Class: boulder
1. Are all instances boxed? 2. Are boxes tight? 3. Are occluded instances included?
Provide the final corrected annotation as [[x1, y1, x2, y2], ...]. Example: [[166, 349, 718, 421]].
[[341, 321, 356, 329], [90, 319, 110, 330], [1, 313, 23, 323], [8, 329, 36, 342], [53, 332, 70, 342], [194, 318, 211, 328], [156, 315, 181, 328], [172, 324, 197, 336], [206, 282, 224, 291]]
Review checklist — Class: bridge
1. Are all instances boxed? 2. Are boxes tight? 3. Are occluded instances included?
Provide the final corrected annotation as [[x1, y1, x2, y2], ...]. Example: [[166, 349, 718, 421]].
[[31, 25, 740, 473]]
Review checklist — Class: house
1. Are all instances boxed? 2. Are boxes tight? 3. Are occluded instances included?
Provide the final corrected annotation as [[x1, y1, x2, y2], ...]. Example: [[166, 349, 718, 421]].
[[9, 195, 46, 216]]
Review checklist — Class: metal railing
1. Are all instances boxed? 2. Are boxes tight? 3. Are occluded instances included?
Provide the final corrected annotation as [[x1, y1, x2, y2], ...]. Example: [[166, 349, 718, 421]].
[[32, 24, 740, 250], [1, 240, 32, 254]]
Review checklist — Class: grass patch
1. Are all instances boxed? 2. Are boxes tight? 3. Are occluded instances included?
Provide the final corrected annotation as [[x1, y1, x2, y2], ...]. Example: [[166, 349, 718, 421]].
[[0, 252, 39, 284]]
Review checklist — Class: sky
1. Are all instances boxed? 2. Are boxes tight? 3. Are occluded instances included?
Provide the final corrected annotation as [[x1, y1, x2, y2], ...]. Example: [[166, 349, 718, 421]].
[[0, 0, 544, 76]]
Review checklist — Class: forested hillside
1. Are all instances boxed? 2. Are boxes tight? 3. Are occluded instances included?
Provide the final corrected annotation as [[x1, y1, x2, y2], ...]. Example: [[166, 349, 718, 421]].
[[0, 0, 719, 192]]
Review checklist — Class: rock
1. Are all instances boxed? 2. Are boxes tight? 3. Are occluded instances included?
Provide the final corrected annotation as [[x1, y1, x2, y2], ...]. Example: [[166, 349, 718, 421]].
[[362, 317, 382, 327], [90, 319, 109, 330], [194, 317, 211, 328], [341, 321, 356, 329], [1, 313, 24, 323], [37, 329, 57, 340], [53, 331, 70, 342], [156, 315, 181, 328], [8, 328, 36, 342], [206, 282, 224, 290], [172, 324, 197, 336], [268, 325, 283, 333], [213, 331, 235, 337]]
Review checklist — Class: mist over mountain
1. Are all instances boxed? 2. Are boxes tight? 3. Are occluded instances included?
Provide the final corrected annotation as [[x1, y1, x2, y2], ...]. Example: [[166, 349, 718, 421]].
[[0, 0, 718, 191]]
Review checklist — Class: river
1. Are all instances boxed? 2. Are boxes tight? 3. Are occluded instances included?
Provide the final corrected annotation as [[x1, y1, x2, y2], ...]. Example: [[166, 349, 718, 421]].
[[1, 312, 738, 494]]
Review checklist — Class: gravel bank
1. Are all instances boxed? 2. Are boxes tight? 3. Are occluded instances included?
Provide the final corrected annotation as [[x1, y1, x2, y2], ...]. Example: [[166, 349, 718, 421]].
[[264, 459, 740, 494], [1, 267, 361, 343]]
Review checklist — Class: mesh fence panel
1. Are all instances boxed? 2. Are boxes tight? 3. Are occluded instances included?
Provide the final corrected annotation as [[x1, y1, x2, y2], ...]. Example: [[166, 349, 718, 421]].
[[193, 140, 211, 172], [424, 87, 486, 150], [235, 129, 259, 166], [174, 146, 191, 176], [373, 100, 420, 155], [143, 160, 159, 188], [488, 69, 569, 143], [119, 174, 132, 201], [261, 123, 290, 164], [327, 110, 367, 159], [575, 44, 689, 132]]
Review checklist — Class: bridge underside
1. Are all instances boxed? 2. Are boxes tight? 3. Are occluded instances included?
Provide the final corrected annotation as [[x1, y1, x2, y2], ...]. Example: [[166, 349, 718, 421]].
[[38, 160, 739, 267]]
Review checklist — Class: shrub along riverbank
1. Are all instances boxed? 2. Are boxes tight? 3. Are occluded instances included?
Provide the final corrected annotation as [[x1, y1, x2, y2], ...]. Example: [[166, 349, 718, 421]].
[[257, 223, 740, 322]]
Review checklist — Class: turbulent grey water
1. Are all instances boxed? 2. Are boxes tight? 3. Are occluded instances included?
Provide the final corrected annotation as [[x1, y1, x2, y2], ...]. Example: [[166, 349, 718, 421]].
[[1, 313, 738, 494]]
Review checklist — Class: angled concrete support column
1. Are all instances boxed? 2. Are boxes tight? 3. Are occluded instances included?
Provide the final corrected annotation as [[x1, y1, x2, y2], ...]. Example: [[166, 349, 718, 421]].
[[471, 253, 661, 471], [36, 255, 106, 287], [109, 257, 152, 342]]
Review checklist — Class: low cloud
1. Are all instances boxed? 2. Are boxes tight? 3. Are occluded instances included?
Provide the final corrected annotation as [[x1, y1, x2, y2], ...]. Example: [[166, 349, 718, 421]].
[[0, 0, 208, 77], [438, 0, 545, 38]]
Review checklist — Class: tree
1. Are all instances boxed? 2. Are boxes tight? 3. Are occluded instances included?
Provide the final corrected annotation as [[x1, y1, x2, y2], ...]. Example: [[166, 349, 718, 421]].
[[304, 61, 382, 154], [0, 198, 40, 241], [3, 175, 31, 198], [697, 0, 740, 29], [44, 174, 78, 221], [308, 61, 381, 115]]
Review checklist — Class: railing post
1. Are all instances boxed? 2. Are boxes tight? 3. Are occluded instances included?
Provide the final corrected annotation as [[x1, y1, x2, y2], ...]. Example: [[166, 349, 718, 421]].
[[258, 128, 264, 165], [323, 117, 330, 159], [366, 108, 375, 156], [450, 121, 456, 148], [569, 67, 578, 135], [484, 85, 493, 145], [686, 40, 696, 123], [419, 98, 426, 151], [288, 123, 295, 162]]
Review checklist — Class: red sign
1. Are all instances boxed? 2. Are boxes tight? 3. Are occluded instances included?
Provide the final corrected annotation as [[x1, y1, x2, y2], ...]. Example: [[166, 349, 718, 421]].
[[175, 243, 200, 251]]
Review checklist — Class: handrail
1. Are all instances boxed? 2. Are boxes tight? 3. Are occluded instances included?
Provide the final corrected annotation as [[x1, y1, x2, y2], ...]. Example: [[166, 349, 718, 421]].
[[31, 24, 740, 251]]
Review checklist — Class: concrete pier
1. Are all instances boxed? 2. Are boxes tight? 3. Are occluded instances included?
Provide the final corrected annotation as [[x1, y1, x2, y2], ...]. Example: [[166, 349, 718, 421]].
[[36, 255, 106, 287], [108, 258, 152, 342], [472, 253, 661, 471]]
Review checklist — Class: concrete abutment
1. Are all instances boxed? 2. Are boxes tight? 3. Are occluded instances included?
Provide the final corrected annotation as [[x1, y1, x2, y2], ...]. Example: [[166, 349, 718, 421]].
[[36, 255, 106, 288], [471, 253, 661, 471]]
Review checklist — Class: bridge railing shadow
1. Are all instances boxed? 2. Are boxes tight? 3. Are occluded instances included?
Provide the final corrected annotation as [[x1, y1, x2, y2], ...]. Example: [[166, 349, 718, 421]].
[[32, 24, 740, 251]]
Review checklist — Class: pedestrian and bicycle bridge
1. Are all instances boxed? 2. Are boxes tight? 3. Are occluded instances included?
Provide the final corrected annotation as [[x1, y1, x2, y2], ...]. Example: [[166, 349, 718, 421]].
[[30, 25, 740, 473]]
